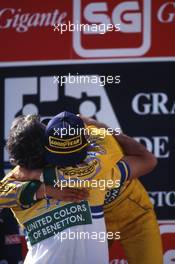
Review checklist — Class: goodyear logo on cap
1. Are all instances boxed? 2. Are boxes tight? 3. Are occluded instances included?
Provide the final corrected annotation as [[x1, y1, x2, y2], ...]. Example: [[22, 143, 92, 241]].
[[49, 135, 82, 149]]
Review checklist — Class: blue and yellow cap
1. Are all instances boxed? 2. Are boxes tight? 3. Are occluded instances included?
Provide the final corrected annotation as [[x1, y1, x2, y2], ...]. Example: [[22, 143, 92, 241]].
[[44, 111, 88, 167]]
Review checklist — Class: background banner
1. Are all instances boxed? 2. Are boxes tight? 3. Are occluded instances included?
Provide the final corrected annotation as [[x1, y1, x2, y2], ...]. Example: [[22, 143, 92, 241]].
[[0, 62, 175, 262], [0, 0, 175, 64]]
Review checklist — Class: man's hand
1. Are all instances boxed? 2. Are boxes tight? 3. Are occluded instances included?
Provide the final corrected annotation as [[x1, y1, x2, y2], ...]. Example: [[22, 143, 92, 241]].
[[37, 185, 89, 203], [13, 166, 42, 181]]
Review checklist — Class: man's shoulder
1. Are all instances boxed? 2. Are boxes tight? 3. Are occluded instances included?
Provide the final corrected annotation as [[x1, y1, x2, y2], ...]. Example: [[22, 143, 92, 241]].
[[87, 125, 124, 163]]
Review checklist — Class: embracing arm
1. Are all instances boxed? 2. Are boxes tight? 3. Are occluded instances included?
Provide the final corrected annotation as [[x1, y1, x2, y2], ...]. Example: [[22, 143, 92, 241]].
[[0, 167, 88, 209], [113, 133, 157, 179], [80, 115, 157, 179], [35, 184, 88, 203]]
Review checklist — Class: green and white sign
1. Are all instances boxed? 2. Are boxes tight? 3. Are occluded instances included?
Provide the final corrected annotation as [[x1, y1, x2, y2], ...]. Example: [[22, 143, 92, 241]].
[[24, 201, 92, 245]]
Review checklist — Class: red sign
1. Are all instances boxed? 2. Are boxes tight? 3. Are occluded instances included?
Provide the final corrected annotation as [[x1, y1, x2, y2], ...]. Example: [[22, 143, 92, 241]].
[[0, 0, 175, 63]]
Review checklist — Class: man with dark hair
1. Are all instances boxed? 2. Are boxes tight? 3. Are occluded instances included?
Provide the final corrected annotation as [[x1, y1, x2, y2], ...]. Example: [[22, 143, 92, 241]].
[[6, 115, 46, 170], [0, 112, 163, 264], [3, 114, 88, 205], [1, 112, 126, 264]]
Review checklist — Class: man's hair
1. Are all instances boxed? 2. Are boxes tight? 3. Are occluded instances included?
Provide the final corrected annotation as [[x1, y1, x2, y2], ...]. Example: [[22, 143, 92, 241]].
[[6, 115, 46, 169]]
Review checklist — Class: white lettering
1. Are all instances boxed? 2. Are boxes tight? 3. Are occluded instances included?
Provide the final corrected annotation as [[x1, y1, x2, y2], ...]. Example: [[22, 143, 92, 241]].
[[158, 2, 175, 23], [0, 8, 67, 32], [132, 93, 173, 115], [134, 137, 169, 158]]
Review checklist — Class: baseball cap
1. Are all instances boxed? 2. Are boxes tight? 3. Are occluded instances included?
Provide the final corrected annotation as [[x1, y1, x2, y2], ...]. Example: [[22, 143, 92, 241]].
[[44, 111, 88, 167]]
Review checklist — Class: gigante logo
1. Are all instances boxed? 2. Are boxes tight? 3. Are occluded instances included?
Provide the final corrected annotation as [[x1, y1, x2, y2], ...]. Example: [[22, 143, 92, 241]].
[[0, 8, 67, 32]]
